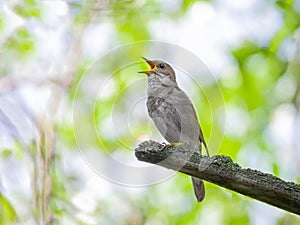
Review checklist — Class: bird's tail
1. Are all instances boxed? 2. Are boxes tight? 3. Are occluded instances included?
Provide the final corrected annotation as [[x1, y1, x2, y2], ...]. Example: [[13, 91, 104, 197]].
[[191, 177, 205, 202]]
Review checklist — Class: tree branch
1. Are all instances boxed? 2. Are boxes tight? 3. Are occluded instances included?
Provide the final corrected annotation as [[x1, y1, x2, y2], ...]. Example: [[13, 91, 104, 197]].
[[135, 141, 300, 215]]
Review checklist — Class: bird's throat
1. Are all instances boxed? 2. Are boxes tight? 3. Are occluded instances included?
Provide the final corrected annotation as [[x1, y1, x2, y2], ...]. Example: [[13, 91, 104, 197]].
[[147, 75, 174, 98]]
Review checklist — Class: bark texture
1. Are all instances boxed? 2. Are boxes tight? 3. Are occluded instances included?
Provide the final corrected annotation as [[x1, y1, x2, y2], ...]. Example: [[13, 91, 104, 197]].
[[135, 141, 300, 215]]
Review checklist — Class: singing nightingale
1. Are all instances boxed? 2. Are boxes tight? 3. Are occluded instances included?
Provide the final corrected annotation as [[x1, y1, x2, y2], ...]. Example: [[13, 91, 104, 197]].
[[139, 57, 210, 202]]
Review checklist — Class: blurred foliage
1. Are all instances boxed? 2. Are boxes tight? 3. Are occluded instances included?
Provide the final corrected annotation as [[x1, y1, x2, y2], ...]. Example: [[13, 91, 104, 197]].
[[5, 27, 36, 58], [0, 0, 300, 225], [0, 194, 18, 225], [14, 0, 42, 19]]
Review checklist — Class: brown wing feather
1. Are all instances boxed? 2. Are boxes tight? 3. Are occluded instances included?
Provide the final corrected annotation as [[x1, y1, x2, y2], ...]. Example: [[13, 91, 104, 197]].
[[147, 96, 182, 143]]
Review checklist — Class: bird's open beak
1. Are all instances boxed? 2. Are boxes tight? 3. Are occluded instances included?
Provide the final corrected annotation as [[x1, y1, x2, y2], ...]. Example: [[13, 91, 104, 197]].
[[138, 57, 157, 75]]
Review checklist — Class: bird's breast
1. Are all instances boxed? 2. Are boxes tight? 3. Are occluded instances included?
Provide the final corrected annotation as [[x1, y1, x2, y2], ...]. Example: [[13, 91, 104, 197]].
[[146, 96, 162, 117]]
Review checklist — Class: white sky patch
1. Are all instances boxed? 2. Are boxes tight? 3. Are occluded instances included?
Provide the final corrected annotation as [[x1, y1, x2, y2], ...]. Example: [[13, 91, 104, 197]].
[[0, 90, 37, 143], [225, 106, 250, 138], [237, 142, 273, 172], [218, 0, 258, 10], [159, 0, 182, 13], [67, 150, 113, 213], [97, 75, 117, 100], [275, 75, 297, 101], [270, 104, 296, 148], [0, 1, 24, 42], [0, 152, 33, 219], [72, 191, 97, 214], [268, 104, 299, 180], [278, 36, 299, 61], [249, 200, 284, 225], [220, 64, 242, 90], [190, 2, 216, 25], [295, 0, 300, 12], [99, 116, 115, 140], [75, 213, 96, 225], [18, 84, 53, 117], [81, 23, 115, 59], [35, 28, 67, 68], [42, 0, 69, 27], [199, 201, 223, 225]]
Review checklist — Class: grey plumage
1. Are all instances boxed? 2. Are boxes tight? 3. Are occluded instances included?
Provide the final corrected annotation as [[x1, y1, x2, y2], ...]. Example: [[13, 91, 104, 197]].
[[140, 58, 210, 202]]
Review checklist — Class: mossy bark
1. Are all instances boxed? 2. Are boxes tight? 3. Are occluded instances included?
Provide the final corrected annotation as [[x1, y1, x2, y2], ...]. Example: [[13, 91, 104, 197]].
[[135, 141, 300, 215]]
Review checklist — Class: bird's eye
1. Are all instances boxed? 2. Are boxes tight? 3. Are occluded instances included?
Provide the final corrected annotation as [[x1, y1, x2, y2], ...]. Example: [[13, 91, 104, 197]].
[[159, 63, 165, 69]]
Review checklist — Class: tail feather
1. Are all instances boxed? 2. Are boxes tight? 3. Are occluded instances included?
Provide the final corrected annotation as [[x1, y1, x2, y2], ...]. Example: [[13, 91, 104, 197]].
[[191, 177, 205, 202]]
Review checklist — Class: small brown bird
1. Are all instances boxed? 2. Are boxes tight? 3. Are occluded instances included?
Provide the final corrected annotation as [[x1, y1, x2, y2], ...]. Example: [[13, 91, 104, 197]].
[[139, 57, 210, 202]]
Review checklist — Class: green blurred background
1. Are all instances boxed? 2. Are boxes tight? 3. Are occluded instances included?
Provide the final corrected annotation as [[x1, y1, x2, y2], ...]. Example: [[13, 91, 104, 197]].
[[0, 0, 300, 224]]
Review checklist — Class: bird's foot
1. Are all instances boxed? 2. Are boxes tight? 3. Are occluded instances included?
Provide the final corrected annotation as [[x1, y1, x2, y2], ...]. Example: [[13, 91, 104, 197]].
[[158, 142, 186, 151], [158, 142, 169, 151], [170, 142, 186, 147]]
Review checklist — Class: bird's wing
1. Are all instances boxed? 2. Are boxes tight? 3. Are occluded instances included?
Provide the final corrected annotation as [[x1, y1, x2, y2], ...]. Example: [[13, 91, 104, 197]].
[[147, 96, 182, 143], [173, 87, 210, 156]]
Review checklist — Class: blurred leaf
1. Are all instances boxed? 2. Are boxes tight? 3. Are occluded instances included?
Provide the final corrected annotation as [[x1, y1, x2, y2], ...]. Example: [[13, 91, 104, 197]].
[[14, 0, 43, 18], [0, 14, 4, 32], [113, 11, 150, 42], [0, 194, 18, 225], [232, 41, 260, 65], [272, 162, 280, 177], [271, 2, 300, 52], [5, 27, 35, 58], [1, 149, 12, 159], [181, 0, 210, 13]]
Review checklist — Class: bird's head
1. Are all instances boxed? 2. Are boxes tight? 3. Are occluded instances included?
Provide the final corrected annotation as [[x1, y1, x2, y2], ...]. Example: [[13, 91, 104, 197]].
[[139, 57, 176, 83]]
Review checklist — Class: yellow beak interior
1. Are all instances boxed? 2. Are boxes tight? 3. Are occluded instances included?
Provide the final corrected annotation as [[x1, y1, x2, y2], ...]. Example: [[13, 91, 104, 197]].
[[138, 57, 157, 75]]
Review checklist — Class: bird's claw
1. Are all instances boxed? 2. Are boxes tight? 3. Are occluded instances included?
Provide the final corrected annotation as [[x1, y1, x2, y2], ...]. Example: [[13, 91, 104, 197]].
[[158, 142, 186, 151], [170, 142, 186, 147], [158, 142, 169, 151]]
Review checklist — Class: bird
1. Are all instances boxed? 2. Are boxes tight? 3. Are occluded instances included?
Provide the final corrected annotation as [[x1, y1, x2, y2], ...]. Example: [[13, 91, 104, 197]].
[[139, 57, 210, 202]]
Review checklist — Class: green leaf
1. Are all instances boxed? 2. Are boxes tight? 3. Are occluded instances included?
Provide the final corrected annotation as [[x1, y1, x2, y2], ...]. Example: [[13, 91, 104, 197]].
[[5, 27, 35, 58], [1, 149, 12, 159], [0, 194, 18, 225], [14, 0, 42, 18]]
